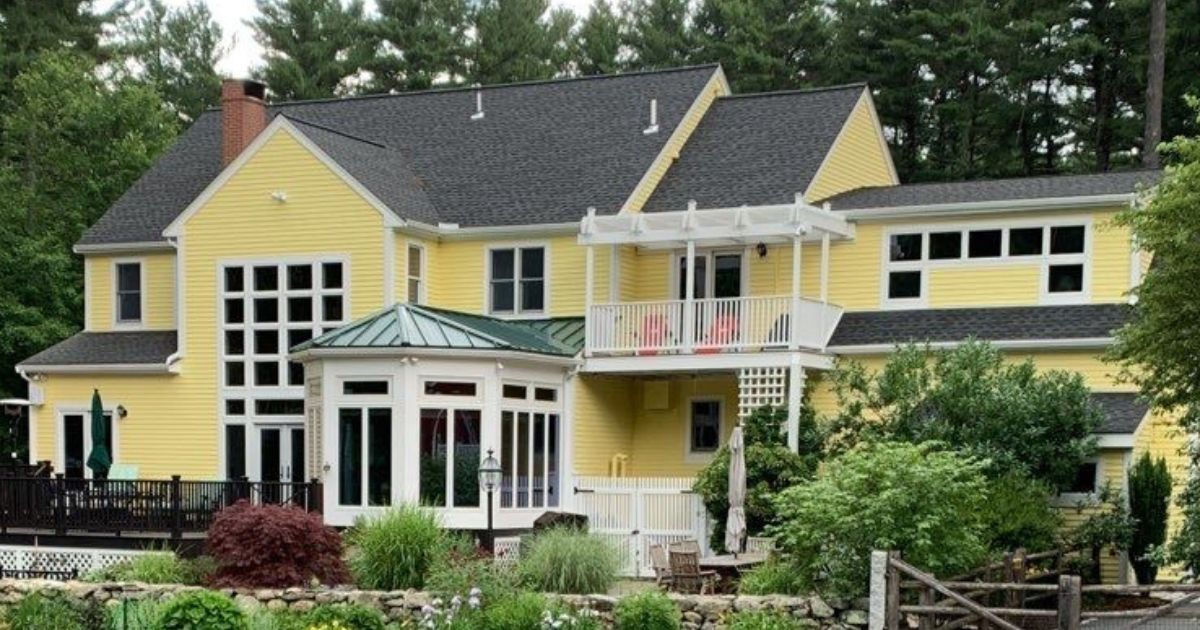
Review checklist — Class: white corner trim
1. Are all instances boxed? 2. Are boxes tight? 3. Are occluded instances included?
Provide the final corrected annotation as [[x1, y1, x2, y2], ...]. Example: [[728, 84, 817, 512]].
[[383, 228, 395, 307], [162, 117, 403, 240], [829, 337, 1114, 355]]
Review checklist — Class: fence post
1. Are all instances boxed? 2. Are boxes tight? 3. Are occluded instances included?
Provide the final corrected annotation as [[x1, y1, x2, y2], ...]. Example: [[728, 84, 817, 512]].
[[886, 551, 901, 630], [918, 586, 934, 630], [169, 475, 182, 542], [869, 550, 889, 630], [1013, 548, 1027, 609], [53, 473, 66, 535], [1057, 574, 1081, 630], [236, 475, 251, 504], [308, 478, 323, 513]]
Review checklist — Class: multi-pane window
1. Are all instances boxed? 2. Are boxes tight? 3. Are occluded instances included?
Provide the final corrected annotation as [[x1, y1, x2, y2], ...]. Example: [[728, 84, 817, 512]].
[[337, 407, 392, 506], [115, 262, 142, 324], [500, 383, 561, 509], [489, 247, 545, 315], [884, 224, 1088, 305], [407, 245, 424, 304], [689, 400, 721, 454]]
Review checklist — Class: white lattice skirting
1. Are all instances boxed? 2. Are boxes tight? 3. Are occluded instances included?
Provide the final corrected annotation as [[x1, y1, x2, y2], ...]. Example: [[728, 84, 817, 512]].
[[0, 545, 148, 577], [737, 367, 787, 420]]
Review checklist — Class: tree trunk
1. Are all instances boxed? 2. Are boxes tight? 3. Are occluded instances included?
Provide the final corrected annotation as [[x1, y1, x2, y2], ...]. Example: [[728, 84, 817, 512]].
[[1143, 0, 1166, 169]]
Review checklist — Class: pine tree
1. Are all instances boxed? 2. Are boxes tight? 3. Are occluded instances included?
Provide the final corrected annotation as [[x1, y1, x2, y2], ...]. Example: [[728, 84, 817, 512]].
[[0, 0, 120, 93], [1163, 1, 1200, 142], [117, 0, 226, 121], [576, 0, 622, 76], [365, 0, 470, 92], [469, 0, 560, 84], [1128, 452, 1171, 585], [692, 0, 826, 93], [251, 0, 373, 101], [621, 0, 691, 71]]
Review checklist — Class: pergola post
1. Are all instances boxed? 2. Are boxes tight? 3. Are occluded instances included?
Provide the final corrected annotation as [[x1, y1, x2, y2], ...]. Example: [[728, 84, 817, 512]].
[[786, 357, 805, 451], [683, 239, 696, 352], [820, 233, 830, 304], [789, 235, 802, 350], [584, 242, 595, 357]]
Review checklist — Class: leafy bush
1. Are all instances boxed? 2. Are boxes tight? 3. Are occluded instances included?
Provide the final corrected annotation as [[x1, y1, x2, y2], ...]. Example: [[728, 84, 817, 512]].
[[827, 341, 1100, 489], [302, 603, 386, 630], [613, 591, 679, 630], [425, 550, 518, 601], [517, 526, 621, 594], [482, 592, 549, 630], [727, 610, 807, 630], [4, 592, 88, 630], [771, 442, 990, 597], [1070, 485, 1136, 583], [1129, 453, 1172, 584], [207, 500, 349, 588], [737, 558, 806, 595], [87, 552, 214, 585], [693, 405, 821, 549], [980, 472, 1063, 553], [105, 598, 164, 630], [157, 590, 247, 630], [245, 608, 305, 630], [346, 504, 462, 590]]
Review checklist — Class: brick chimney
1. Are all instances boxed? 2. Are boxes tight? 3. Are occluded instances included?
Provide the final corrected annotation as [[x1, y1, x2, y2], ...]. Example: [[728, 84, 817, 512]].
[[221, 79, 267, 166]]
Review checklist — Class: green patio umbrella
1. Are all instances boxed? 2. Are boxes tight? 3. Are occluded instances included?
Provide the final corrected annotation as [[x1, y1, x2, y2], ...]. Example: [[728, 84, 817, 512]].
[[86, 389, 111, 479]]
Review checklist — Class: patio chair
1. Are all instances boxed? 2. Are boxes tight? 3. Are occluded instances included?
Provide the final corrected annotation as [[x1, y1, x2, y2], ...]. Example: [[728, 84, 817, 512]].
[[637, 313, 668, 356], [648, 544, 673, 588], [696, 314, 739, 354], [668, 548, 717, 594]]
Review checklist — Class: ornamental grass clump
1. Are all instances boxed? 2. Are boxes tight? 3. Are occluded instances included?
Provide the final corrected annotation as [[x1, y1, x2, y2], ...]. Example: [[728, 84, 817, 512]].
[[345, 503, 461, 590], [87, 552, 214, 585], [3, 591, 90, 630], [206, 500, 349, 588], [517, 526, 621, 594], [613, 591, 679, 630]]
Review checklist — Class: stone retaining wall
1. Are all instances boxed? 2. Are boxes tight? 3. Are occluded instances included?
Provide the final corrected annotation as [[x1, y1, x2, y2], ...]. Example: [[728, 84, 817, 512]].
[[0, 579, 869, 629]]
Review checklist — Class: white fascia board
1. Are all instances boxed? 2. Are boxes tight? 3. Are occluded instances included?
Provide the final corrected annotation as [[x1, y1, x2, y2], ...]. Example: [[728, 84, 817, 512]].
[[15, 363, 173, 374], [840, 194, 1136, 221], [829, 337, 1113, 355], [73, 241, 176, 255], [291, 346, 581, 368], [399, 220, 579, 242], [1095, 434, 1135, 449], [581, 351, 834, 374]]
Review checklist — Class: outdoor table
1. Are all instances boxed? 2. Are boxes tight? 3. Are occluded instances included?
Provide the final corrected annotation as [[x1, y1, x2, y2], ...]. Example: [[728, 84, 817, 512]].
[[698, 552, 768, 591]]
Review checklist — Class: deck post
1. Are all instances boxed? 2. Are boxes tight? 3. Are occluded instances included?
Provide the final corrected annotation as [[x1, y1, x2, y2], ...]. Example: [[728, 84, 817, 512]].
[[786, 358, 804, 452], [789, 235, 802, 350], [584, 242, 594, 357], [683, 238, 696, 352], [169, 475, 182, 542], [1057, 574, 1081, 630], [53, 473, 66, 535]]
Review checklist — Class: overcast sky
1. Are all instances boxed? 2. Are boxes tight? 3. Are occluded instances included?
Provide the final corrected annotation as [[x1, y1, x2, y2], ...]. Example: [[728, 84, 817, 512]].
[[151, 0, 596, 77]]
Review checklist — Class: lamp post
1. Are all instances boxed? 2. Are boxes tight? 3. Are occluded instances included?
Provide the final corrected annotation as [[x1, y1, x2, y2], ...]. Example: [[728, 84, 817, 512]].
[[478, 448, 502, 552]]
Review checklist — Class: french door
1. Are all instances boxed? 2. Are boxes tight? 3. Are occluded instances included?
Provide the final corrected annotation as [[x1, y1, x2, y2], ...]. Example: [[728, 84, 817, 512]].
[[258, 425, 304, 501], [677, 251, 744, 348]]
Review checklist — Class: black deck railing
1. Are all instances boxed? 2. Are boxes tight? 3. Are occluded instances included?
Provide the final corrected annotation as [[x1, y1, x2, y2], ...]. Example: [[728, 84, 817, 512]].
[[0, 474, 322, 539]]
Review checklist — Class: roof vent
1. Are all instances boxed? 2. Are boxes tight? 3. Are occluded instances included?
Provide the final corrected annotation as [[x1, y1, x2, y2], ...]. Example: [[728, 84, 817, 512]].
[[471, 88, 485, 121], [643, 98, 659, 135]]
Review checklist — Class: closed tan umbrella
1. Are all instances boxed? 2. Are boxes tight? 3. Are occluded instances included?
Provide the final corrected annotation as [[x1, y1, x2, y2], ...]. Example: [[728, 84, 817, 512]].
[[725, 424, 747, 555]]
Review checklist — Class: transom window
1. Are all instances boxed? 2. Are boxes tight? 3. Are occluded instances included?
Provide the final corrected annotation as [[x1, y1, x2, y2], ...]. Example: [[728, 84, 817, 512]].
[[489, 246, 545, 315], [689, 399, 722, 455], [884, 223, 1088, 306], [114, 262, 143, 324]]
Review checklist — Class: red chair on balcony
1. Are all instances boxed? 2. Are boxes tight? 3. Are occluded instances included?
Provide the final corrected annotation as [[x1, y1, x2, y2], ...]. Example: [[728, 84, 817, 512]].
[[696, 314, 739, 354], [637, 313, 668, 356]]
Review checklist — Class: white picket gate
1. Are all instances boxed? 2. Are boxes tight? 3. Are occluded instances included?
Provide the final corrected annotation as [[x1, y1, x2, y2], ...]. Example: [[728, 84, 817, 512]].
[[573, 476, 709, 577]]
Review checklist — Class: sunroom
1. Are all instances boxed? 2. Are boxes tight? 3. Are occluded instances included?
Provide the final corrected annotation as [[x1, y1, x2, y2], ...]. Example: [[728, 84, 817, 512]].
[[290, 304, 583, 529]]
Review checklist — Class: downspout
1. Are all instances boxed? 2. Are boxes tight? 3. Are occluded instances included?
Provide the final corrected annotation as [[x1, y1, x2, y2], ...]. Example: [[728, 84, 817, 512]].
[[166, 235, 184, 373]]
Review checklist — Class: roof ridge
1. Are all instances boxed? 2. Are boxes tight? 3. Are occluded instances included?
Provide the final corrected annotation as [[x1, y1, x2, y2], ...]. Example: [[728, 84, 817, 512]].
[[282, 114, 389, 148], [720, 83, 868, 100], [839, 168, 1162, 195], [205, 64, 722, 111]]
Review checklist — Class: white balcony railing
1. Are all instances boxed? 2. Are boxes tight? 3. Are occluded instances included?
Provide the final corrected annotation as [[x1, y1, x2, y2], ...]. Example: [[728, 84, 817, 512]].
[[586, 295, 842, 356]]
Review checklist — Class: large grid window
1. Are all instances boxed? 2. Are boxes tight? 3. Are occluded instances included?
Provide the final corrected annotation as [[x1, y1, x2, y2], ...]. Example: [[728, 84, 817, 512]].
[[884, 224, 1088, 306], [489, 247, 545, 315]]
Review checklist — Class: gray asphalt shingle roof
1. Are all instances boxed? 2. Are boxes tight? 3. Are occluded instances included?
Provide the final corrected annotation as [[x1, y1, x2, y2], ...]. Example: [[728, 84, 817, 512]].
[[642, 85, 866, 213], [19, 331, 177, 367], [827, 170, 1161, 211], [828, 304, 1130, 347], [79, 65, 720, 246], [1091, 392, 1149, 435]]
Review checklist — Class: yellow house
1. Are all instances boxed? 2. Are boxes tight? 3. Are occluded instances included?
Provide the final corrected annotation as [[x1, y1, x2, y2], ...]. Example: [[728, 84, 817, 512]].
[[14, 67, 1173, 578]]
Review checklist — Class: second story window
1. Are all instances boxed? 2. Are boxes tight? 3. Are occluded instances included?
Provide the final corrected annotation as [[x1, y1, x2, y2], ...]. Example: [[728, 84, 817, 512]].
[[115, 262, 142, 324], [489, 246, 545, 315], [407, 244, 424, 304]]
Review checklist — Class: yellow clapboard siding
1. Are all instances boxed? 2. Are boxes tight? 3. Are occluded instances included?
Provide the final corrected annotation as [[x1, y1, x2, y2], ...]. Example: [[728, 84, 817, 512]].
[[1057, 449, 1129, 583], [627, 374, 738, 477], [1091, 210, 1134, 302], [805, 91, 897, 202], [928, 265, 1041, 307], [572, 374, 635, 476], [1133, 409, 1188, 582], [86, 252, 176, 331]]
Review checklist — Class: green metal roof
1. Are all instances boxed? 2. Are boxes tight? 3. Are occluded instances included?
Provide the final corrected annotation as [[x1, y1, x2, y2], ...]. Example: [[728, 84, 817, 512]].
[[292, 304, 584, 357]]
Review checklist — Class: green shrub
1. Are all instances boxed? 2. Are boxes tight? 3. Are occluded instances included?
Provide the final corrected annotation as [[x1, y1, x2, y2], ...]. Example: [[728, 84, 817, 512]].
[[1129, 452, 1172, 584], [4, 592, 88, 630], [737, 558, 806, 595], [771, 442, 990, 597], [346, 504, 459, 590], [482, 592, 549, 630], [301, 603, 386, 630], [517, 527, 620, 594], [980, 472, 1063, 553], [425, 553, 518, 601], [693, 405, 821, 549], [88, 553, 213, 585], [158, 590, 247, 630], [245, 608, 305, 630], [613, 591, 679, 630], [727, 610, 806, 630], [105, 598, 165, 630]]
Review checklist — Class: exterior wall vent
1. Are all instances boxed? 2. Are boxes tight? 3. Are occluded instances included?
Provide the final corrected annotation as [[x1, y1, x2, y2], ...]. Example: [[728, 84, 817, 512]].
[[643, 98, 659, 135]]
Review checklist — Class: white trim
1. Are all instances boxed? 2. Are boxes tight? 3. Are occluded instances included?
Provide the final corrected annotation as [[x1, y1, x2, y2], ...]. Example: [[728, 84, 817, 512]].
[[383, 228, 395, 307], [17, 363, 172, 374], [171, 235, 185, 363], [803, 88, 899, 202], [581, 351, 833, 374], [684, 396, 724, 463], [55, 406, 119, 478], [295, 347, 581, 368], [667, 247, 749, 299], [829, 337, 1114, 355], [406, 241, 427, 304], [111, 258, 146, 329], [162, 117, 402, 239], [484, 242, 550, 318], [73, 241, 175, 254], [83, 258, 92, 332], [618, 68, 731, 214], [1095, 434, 1136, 449], [1053, 457, 1103, 507], [400, 220, 579, 242], [842, 193, 1136, 221]]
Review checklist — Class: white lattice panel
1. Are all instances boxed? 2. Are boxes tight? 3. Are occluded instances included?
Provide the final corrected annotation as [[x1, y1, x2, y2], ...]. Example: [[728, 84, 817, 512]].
[[0, 545, 147, 576], [493, 536, 521, 570], [737, 367, 786, 419]]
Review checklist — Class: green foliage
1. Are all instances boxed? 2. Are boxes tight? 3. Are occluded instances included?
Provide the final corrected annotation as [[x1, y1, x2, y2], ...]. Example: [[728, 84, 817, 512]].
[[86, 552, 213, 585], [425, 552, 518, 601], [158, 591, 247, 630], [980, 472, 1063, 553], [517, 526, 621, 594], [3, 592, 88, 630], [250, 0, 374, 101], [771, 442, 990, 598], [693, 404, 820, 550], [620, 0, 691, 70], [576, 0, 622, 75], [1129, 453, 1172, 584], [828, 340, 1101, 490], [469, 0, 568, 84], [105, 598, 165, 630], [736, 558, 806, 595], [692, 0, 825, 93], [613, 591, 679, 630], [726, 610, 807, 630], [345, 504, 460, 590], [481, 592, 549, 630], [1069, 485, 1137, 584], [302, 604, 386, 630], [364, 0, 470, 92]]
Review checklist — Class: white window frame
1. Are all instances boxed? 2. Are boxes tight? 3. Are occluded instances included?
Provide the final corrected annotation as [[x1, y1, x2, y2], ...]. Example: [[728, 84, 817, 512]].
[[1054, 457, 1102, 506], [669, 248, 749, 300], [418, 377, 484, 509], [485, 243, 549, 317], [406, 242, 426, 305], [499, 380, 562, 510], [334, 405, 394, 508], [56, 407, 118, 479], [880, 217, 1093, 309], [685, 396, 724, 462], [112, 259, 145, 328]]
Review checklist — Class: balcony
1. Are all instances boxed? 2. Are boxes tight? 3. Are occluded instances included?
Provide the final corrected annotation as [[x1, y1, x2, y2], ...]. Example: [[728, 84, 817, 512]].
[[586, 295, 842, 356]]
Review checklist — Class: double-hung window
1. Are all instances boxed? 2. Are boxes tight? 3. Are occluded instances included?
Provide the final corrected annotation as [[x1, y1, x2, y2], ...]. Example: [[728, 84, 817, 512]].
[[115, 262, 143, 325], [688, 399, 722, 456], [407, 244, 425, 305], [489, 247, 545, 315]]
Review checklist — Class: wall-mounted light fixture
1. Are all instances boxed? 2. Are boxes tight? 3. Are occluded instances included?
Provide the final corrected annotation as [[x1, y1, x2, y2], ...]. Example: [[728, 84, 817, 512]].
[[116, 404, 128, 419], [756, 242, 768, 258]]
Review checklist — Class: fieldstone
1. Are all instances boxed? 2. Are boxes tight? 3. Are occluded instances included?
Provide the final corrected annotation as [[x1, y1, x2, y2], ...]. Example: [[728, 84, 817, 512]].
[[794, 619, 821, 628], [403, 590, 432, 608], [290, 599, 316, 613], [93, 589, 112, 602], [683, 610, 703, 623], [809, 596, 835, 618], [842, 609, 869, 626], [682, 622, 701, 630], [314, 590, 338, 603], [266, 598, 287, 611], [348, 591, 380, 608], [733, 596, 766, 612], [254, 589, 280, 601], [693, 596, 733, 617], [234, 594, 261, 611], [281, 588, 306, 601], [587, 594, 618, 611]]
